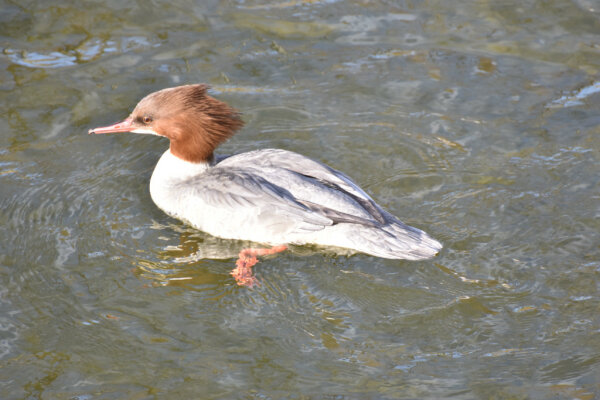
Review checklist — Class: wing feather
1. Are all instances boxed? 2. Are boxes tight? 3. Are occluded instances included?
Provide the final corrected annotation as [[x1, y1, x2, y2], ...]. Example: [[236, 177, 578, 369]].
[[218, 149, 388, 225], [185, 167, 334, 234]]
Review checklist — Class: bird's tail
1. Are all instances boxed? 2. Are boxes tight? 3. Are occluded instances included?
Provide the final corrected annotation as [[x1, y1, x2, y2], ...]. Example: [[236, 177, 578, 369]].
[[348, 219, 442, 260]]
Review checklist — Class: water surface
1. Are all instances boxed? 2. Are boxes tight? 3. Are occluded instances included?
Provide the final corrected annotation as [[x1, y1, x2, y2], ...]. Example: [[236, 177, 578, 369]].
[[1, 0, 599, 398]]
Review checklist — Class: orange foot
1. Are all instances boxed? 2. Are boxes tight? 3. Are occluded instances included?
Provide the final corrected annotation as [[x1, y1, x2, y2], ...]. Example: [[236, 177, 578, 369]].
[[230, 245, 288, 287]]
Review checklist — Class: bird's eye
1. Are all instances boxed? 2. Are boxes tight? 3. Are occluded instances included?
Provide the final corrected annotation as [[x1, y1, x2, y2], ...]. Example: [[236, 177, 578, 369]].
[[142, 116, 152, 124]]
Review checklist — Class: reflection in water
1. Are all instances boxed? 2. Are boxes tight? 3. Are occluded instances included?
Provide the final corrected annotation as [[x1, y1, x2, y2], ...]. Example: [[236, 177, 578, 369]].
[[4, 37, 153, 68], [136, 227, 351, 288], [5, 49, 77, 68], [133, 227, 239, 287], [549, 81, 600, 108], [133, 229, 280, 288]]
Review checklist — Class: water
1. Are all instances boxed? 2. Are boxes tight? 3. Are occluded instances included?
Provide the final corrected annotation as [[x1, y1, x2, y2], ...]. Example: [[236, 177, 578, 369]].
[[1, 0, 599, 398]]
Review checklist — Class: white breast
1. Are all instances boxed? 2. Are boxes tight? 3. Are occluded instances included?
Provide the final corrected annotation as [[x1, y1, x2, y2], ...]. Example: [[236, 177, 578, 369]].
[[149, 150, 211, 222]]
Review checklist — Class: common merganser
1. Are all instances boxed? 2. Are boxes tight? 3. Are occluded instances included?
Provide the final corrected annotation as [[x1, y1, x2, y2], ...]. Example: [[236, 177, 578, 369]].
[[89, 84, 442, 285]]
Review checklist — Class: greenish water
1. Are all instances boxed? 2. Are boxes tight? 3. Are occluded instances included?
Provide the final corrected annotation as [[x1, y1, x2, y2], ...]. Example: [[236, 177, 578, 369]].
[[1, 0, 599, 398]]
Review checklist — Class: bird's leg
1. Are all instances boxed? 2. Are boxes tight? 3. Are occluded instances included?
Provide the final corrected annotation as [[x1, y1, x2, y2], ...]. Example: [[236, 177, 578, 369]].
[[230, 245, 288, 287]]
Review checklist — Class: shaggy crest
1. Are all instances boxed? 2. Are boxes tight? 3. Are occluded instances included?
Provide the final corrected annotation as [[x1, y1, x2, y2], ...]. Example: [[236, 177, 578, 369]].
[[132, 84, 244, 162]]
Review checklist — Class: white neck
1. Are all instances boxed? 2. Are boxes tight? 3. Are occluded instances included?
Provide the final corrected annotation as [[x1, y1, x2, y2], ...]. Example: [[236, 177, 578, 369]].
[[152, 149, 211, 182], [149, 150, 211, 215]]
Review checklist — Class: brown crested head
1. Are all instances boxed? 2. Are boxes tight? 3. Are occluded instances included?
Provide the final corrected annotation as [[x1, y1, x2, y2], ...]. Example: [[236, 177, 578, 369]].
[[90, 84, 244, 163]]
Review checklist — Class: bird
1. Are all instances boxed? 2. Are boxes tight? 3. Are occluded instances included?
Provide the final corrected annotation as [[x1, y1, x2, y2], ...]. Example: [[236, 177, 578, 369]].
[[89, 84, 442, 286]]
